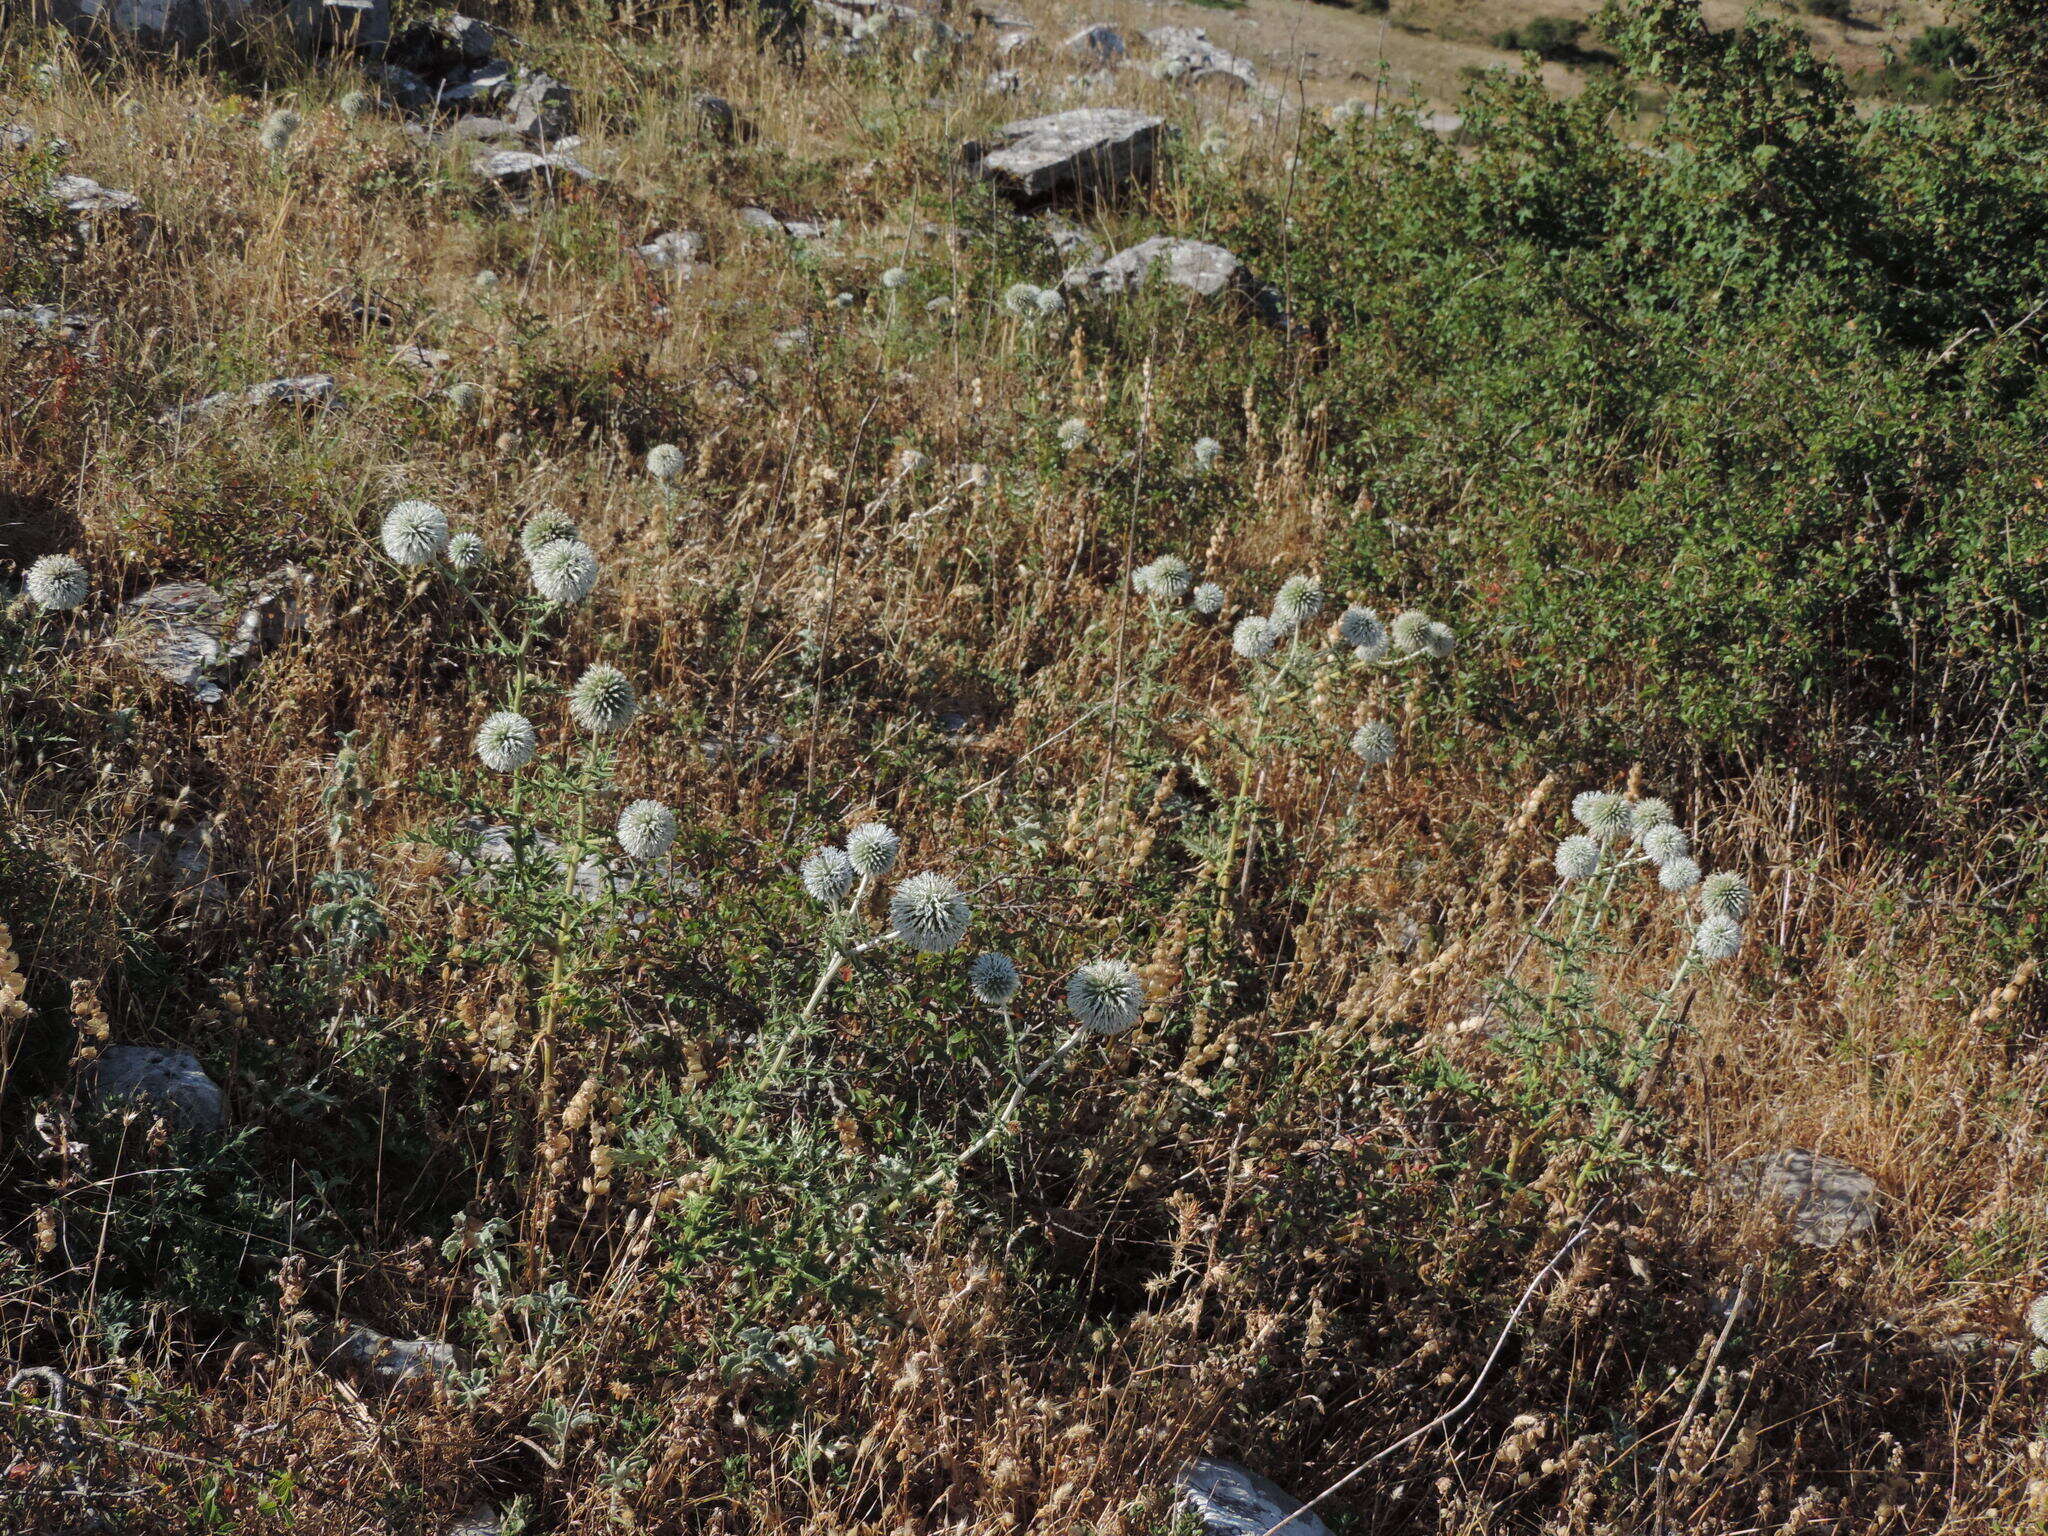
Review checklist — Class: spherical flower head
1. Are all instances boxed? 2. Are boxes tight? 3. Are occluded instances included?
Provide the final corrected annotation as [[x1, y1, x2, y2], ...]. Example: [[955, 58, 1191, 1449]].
[[647, 444, 686, 484], [259, 108, 300, 153], [1692, 913, 1743, 962], [1002, 282, 1043, 318], [1572, 791, 1631, 841], [925, 296, 956, 317], [1657, 855, 1702, 892], [1232, 614, 1277, 660], [1630, 798, 1675, 836], [529, 539, 599, 605], [1699, 871, 1753, 921], [896, 448, 928, 476], [1641, 823, 1690, 865], [801, 846, 857, 905], [338, 90, 373, 119], [969, 951, 1021, 1007], [2027, 1293, 2048, 1346], [568, 664, 637, 734], [24, 553, 88, 611], [1057, 418, 1089, 453], [1555, 835, 1601, 882], [1389, 609, 1432, 655], [1338, 605, 1386, 658], [881, 265, 910, 290], [1034, 287, 1066, 318], [1420, 620, 1457, 660], [474, 270, 501, 294], [1270, 574, 1324, 632], [445, 381, 483, 414], [1193, 436, 1222, 471], [475, 711, 537, 773], [445, 531, 487, 572], [845, 821, 900, 878], [1133, 555, 1194, 602], [381, 500, 450, 567], [1350, 721, 1397, 767], [889, 872, 971, 953], [520, 509, 579, 557], [617, 798, 677, 859], [1066, 959, 1146, 1035], [1192, 583, 1225, 616]]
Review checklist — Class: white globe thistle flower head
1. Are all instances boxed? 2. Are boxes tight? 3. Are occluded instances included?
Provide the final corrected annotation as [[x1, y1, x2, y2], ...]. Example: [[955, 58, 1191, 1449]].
[[881, 265, 910, 290], [1657, 855, 1702, 892], [969, 951, 1021, 1007], [646, 443, 686, 484], [1192, 582, 1226, 616], [259, 107, 300, 153], [1002, 282, 1043, 318], [895, 448, 928, 477], [529, 539, 599, 605], [1338, 605, 1387, 658], [445, 531, 487, 572], [1692, 913, 1743, 962], [1571, 791, 1631, 842], [1133, 555, 1194, 602], [1555, 835, 1601, 881], [801, 846, 857, 905], [845, 821, 901, 879], [520, 509, 579, 557], [617, 799, 677, 859], [1420, 619, 1457, 660], [445, 381, 483, 414], [1034, 287, 1066, 318], [475, 711, 538, 773], [925, 295, 956, 317], [1067, 959, 1146, 1035], [1269, 574, 1324, 632], [1699, 871, 1753, 921], [474, 269, 501, 292], [1351, 721, 1397, 767], [338, 89, 373, 119], [1641, 823, 1690, 865], [568, 664, 637, 734], [1389, 608, 1432, 655], [382, 500, 450, 567], [2027, 1292, 2048, 1346], [1629, 798, 1675, 837], [1057, 417, 1089, 453], [1192, 436, 1222, 472], [24, 553, 89, 611], [889, 872, 972, 953], [1232, 614, 1278, 660]]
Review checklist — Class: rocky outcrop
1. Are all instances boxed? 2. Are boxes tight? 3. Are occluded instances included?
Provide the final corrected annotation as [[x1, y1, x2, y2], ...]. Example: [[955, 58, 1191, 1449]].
[[962, 108, 1165, 205], [86, 1045, 225, 1132]]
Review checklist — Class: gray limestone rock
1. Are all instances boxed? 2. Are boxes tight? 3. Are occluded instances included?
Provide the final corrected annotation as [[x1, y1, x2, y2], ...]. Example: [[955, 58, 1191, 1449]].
[[1722, 1149, 1880, 1249], [1174, 1458, 1332, 1536], [87, 1045, 225, 1132], [963, 107, 1165, 205]]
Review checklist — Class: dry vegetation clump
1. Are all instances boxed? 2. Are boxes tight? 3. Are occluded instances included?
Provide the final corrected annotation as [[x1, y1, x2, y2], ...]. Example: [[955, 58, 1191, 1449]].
[[2, 2, 2047, 1533]]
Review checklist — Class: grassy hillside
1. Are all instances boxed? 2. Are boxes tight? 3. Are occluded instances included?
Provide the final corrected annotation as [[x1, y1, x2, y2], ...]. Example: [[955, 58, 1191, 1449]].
[[2, 0, 2047, 1531]]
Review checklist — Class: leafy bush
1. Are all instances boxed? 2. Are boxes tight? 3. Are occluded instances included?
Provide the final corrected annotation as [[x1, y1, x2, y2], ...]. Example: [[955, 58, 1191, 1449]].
[[1908, 24, 1979, 71], [1496, 16, 1587, 59]]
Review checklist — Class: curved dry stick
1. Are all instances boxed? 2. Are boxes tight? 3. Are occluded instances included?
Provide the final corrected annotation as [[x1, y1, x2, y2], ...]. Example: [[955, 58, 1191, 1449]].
[[1254, 1209, 1603, 1536]]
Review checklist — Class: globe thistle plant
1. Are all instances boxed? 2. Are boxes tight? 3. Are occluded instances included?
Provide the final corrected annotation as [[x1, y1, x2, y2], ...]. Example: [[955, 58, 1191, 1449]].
[[969, 951, 1021, 1008], [1066, 959, 1145, 1035], [1389, 609, 1432, 656], [1270, 574, 1324, 632], [1629, 798, 1675, 836], [889, 872, 972, 953], [338, 90, 373, 119], [1057, 418, 1089, 453], [1692, 913, 1744, 962], [895, 448, 928, 476], [1232, 614, 1278, 660], [2027, 1292, 2048, 1350], [529, 539, 599, 606], [1133, 555, 1195, 603], [1338, 605, 1387, 659], [474, 269, 500, 292], [445, 382, 483, 415], [1350, 721, 1397, 767], [475, 711, 538, 773], [1191, 583, 1225, 616], [259, 107, 300, 154], [616, 799, 677, 860], [846, 822, 900, 879], [1555, 835, 1602, 881], [1699, 871, 1753, 921], [1035, 288, 1066, 318], [1418, 619, 1457, 659], [1571, 791, 1632, 842], [646, 444, 685, 484], [1002, 282, 1045, 318], [24, 553, 88, 611], [1657, 855, 1702, 892], [1193, 436, 1222, 472], [382, 500, 450, 567], [520, 509, 579, 557], [801, 847, 857, 905], [881, 265, 910, 290], [568, 665, 636, 734], [445, 532, 487, 572]]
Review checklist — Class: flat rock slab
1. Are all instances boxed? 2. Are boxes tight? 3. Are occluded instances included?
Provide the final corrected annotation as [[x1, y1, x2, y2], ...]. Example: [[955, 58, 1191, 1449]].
[[473, 148, 596, 189], [1723, 1149, 1879, 1248], [88, 1045, 225, 1132], [315, 1320, 461, 1389], [964, 107, 1165, 205], [109, 565, 310, 704], [1066, 235, 1248, 299], [157, 374, 336, 427], [1145, 25, 1257, 88], [1062, 23, 1124, 62], [1175, 1458, 1332, 1536]]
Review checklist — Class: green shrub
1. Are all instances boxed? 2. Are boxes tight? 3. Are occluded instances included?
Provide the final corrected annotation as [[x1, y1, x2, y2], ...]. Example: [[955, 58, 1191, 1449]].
[[1908, 24, 1979, 71]]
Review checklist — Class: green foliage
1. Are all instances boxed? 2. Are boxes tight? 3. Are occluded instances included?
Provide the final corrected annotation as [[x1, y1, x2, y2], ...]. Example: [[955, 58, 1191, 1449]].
[[1229, 0, 2048, 844], [1908, 24, 1979, 71], [1495, 16, 1588, 59]]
